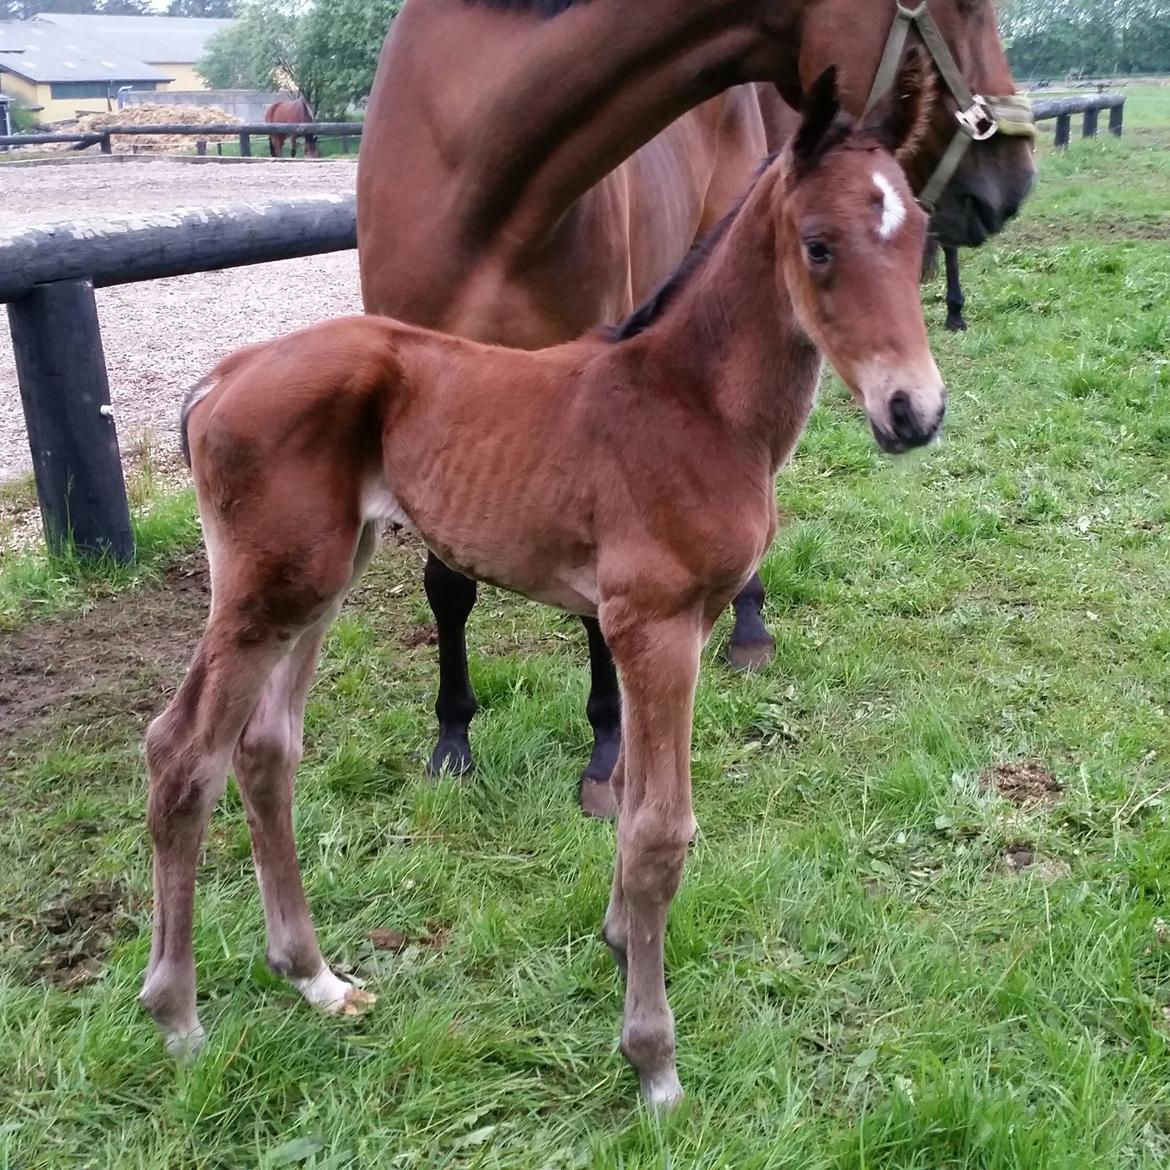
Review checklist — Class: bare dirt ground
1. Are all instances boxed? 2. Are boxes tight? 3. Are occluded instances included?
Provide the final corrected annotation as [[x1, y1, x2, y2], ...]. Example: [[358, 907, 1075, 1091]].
[[0, 158, 362, 483]]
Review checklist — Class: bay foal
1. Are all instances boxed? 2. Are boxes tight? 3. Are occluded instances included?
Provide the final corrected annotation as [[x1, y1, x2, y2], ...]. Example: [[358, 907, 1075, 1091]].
[[144, 62, 944, 1105]]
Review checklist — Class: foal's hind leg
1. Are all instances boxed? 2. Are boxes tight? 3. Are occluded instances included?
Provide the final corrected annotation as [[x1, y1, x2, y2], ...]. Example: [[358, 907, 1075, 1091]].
[[727, 571, 774, 672], [233, 525, 379, 1017], [141, 628, 290, 1054]]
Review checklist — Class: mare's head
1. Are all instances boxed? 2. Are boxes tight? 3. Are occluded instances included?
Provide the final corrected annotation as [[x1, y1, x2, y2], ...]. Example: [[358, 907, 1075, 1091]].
[[777, 56, 944, 454], [792, 0, 1034, 247]]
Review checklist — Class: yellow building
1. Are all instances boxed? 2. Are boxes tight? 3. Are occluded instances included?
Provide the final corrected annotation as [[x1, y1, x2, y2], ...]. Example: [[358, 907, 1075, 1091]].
[[0, 14, 231, 123]]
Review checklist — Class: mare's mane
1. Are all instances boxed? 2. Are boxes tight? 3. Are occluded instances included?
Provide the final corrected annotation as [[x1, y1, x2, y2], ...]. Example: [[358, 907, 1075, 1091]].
[[604, 153, 779, 343], [464, 0, 593, 17]]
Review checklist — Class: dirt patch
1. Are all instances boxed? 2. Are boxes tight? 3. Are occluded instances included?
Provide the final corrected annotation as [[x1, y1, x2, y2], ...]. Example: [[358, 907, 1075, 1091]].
[[1003, 216, 1170, 246], [999, 843, 1072, 883], [981, 760, 1063, 809], [28, 881, 137, 988], [0, 552, 209, 751]]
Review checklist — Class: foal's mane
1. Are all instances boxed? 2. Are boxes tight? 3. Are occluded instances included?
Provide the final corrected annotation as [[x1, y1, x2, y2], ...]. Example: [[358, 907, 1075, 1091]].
[[603, 153, 779, 343], [463, 0, 593, 17]]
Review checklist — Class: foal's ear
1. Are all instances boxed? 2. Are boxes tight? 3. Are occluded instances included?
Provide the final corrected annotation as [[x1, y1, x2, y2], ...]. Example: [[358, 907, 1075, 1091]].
[[861, 46, 936, 161], [792, 66, 852, 174]]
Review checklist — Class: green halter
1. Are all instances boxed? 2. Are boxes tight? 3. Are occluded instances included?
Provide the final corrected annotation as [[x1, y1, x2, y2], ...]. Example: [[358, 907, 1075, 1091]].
[[863, 0, 1036, 213]]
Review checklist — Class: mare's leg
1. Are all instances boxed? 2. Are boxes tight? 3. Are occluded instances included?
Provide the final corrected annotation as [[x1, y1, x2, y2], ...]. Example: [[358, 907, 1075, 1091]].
[[423, 552, 478, 777], [579, 615, 622, 818], [232, 524, 380, 1016], [601, 603, 702, 1108], [944, 246, 967, 332], [727, 571, 774, 672]]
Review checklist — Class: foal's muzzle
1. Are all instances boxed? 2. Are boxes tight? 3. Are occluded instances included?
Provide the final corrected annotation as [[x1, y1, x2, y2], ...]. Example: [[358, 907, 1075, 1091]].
[[871, 391, 945, 454]]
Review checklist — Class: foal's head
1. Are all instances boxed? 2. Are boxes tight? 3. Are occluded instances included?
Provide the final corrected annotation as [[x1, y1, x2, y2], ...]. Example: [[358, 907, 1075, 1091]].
[[778, 56, 945, 454]]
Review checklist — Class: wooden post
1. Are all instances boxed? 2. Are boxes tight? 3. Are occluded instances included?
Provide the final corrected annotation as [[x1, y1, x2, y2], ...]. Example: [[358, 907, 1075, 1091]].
[[341, 135, 350, 154], [239, 131, 251, 157], [196, 137, 207, 156], [100, 133, 112, 155], [1082, 107, 1099, 138], [216, 141, 223, 156], [7, 280, 134, 562], [1054, 113, 1071, 149], [1109, 103, 1124, 137]]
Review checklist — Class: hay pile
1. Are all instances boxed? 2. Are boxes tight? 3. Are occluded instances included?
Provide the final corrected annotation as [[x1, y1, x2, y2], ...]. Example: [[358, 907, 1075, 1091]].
[[74, 104, 242, 154]]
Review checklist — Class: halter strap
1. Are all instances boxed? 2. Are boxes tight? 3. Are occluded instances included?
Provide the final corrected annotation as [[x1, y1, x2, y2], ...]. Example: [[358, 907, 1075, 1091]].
[[864, 1, 1036, 213]]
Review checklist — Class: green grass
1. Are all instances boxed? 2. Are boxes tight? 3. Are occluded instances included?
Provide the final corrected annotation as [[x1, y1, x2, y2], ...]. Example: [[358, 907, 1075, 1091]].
[[2, 88, 1170, 1170]]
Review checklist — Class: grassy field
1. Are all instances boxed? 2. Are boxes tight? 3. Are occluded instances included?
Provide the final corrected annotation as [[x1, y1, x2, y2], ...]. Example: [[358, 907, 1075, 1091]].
[[2, 87, 1170, 1169]]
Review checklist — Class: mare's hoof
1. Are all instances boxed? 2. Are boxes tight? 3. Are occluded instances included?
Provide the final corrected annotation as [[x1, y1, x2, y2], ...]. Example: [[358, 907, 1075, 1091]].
[[727, 637, 775, 673], [945, 314, 968, 333], [641, 1069, 684, 1112], [580, 777, 618, 820], [426, 739, 474, 780]]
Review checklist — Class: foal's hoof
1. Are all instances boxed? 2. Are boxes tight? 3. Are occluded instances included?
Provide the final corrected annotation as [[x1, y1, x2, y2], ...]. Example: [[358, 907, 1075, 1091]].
[[161, 1021, 206, 1060], [727, 636, 775, 673], [294, 967, 377, 1017], [579, 777, 618, 820], [426, 737, 474, 780], [945, 314, 968, 333], [641, 1068, 684, 1112]]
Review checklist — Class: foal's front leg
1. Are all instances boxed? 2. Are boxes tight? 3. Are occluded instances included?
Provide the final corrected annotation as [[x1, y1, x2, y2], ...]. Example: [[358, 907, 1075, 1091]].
[[601, 603, 702, 1108]]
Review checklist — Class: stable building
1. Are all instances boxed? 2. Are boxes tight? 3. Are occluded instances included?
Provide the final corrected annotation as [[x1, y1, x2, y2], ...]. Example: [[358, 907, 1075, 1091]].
[[0, 14, 230, 123]]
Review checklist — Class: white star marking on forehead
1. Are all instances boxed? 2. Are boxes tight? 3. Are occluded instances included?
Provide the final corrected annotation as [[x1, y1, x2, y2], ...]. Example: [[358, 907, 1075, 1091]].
[[873, 170, 906, 241]]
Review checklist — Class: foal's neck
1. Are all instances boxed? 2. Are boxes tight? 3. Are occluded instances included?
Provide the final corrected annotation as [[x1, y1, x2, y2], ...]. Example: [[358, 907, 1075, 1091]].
[[640, 167, 822, 473]]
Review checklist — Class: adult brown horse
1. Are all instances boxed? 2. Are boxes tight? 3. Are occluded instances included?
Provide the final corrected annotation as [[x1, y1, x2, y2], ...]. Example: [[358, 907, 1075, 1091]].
[[265, 96, 319, 159], [144, 60, 944, 1104], [356, 0, 1035, 813]]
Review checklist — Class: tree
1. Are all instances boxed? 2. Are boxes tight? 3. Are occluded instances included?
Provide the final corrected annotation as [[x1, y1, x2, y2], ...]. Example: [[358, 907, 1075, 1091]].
[[197, 0, 304, 96], [196, 0, 400, 115], [297, 0, 400, 116], [168, 0, 237, 15]]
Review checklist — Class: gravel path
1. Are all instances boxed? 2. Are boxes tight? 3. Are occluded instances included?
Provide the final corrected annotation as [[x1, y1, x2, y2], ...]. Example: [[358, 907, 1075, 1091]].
[[0, 158, 362, 483]]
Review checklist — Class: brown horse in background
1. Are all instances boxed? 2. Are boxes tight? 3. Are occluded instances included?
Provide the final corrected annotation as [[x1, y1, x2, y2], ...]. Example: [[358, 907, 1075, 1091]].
[[265, 96, 319, 159], [143, 60, 944, 1105], [356, 0, 1034, 816]]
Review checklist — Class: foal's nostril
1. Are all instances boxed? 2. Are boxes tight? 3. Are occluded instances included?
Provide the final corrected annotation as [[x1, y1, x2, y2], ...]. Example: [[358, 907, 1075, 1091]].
[[889, 391, 918, 442]]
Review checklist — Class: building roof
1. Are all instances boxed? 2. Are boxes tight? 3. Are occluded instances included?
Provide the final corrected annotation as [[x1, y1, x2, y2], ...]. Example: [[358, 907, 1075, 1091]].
[[36, 14, 232, 65], [0, 22, 167, 84], [0, 15, 232, 85]]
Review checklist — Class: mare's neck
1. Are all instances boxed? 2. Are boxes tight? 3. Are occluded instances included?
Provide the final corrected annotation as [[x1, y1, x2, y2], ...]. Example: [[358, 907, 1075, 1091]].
[[641, 167, 822, 473], [387, 0, 806, 243]]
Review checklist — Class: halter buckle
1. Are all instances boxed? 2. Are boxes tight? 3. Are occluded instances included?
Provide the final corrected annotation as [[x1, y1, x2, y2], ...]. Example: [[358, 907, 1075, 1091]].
[[956, 96, 998, 141]]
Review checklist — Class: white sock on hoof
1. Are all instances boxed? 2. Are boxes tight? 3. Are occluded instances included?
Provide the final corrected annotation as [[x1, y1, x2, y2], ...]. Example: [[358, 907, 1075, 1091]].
[[642, 1069, 684, 1111], [162, 1021, 206, 1059], [291, 966, 374, 1015]]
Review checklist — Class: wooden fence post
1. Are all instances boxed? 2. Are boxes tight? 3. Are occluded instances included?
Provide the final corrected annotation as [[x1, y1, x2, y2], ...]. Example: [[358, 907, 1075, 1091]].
[[1082, 107, 1099, 138], [1054, 113, 1071, 149], [239, 132, 252, 157], [1109, 103, 1124, 137], [100, 133, 111, 155], [196, 137, 207, 156], [7, 280, 134, 562]]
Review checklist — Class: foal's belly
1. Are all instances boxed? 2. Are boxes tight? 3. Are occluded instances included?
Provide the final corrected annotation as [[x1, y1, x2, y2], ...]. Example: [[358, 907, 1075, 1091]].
[[362, 472, 601, 616]]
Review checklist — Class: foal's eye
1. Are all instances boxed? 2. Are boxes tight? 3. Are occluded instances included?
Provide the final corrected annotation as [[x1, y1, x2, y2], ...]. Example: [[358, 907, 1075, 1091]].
[[805, 240, 833, 266]]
